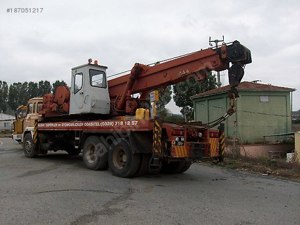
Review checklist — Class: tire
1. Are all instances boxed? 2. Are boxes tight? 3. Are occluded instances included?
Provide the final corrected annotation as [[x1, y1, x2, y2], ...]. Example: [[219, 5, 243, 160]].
[[108, 139, 141, 178], [135, 154, 151, 177], [161, 161, 181, 174], [161, 160, 192, 174], [23, 133, 38, 158], [176, 160, 192, 173], [83, 136, 108, 170]]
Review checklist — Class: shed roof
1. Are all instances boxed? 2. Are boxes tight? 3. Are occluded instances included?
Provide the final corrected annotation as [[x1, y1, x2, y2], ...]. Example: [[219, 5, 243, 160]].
[[0, 113, 14, 121], [191, 81, 295, 99]]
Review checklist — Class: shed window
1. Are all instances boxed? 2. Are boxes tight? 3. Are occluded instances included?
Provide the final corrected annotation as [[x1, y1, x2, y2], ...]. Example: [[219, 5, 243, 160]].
[[260, 96, 269, 103]]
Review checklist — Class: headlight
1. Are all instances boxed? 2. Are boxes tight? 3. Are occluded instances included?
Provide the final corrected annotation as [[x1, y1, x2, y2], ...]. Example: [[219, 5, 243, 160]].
[[198, 132, 202, 138]]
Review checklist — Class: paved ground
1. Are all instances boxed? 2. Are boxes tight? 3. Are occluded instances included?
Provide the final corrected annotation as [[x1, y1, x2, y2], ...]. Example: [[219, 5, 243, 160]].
[[0, 137, 300, 225]]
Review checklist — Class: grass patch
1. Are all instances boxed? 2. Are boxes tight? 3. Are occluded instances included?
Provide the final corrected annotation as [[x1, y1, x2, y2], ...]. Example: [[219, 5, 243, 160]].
[[215, 155, 300, 182]]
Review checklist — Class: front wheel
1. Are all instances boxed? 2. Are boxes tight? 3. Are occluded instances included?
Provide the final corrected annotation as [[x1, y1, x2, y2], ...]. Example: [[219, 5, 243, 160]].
[[108, 139, 141, 178], [83, 136, 108, 170], [23, 133, 38, 158]]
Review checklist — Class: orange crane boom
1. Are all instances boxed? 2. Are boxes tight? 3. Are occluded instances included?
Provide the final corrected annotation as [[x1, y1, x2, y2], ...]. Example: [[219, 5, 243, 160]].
[[108, 40, 251, 115]]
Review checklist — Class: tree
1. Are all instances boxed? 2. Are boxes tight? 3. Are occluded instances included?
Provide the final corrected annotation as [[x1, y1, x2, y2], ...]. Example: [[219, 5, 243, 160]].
[[157, 85, 172, 118], [28, 82, 39, 98], [8, 82, 23, 110], [0, 81, 8, 113], [6, 80, 61, 111], [173, 72, 217, 121], [37, 80, 51, 96], [52, 80, 67, 93], [19, 82, 29, 105]]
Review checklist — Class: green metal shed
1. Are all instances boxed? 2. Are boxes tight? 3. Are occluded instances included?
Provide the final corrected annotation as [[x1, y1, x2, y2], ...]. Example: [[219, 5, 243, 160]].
[[191, 82, 295, 144]]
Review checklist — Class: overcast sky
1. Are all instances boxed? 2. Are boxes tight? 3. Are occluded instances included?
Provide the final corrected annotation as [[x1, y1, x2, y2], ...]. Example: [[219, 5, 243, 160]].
[[1, 0, 300, 113]]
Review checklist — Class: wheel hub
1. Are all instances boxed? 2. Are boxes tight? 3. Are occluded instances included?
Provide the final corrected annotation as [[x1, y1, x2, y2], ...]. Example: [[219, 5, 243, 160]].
[[113, 148, 127, 169], [25, 141, 32, 152], [86, 145, 96, 163]]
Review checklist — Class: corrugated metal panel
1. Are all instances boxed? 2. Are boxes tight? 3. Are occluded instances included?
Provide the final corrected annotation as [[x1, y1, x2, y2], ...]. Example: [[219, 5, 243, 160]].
[[193, 90, 292, 144]]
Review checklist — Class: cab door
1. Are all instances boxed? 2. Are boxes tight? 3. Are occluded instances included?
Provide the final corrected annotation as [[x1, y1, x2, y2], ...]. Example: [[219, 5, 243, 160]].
[[71, 72, 84, 111], [13, 106, 27, 135]]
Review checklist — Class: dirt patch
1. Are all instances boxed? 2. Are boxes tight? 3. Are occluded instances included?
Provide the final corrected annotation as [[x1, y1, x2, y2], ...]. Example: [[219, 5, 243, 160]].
[[214, 157, 300, 182]]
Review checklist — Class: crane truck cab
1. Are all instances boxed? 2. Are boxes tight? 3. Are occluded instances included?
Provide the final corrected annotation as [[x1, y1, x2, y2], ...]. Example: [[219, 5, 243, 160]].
[[69, 59, 110, 115], [12, 97, 43, 143]]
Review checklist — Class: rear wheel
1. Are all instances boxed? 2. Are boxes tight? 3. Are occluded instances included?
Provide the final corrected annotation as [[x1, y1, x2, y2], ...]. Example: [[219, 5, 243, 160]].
[[108, 139, 141, 178], [135, 154, 151, 176], [83, 136, 108, 170], [23, 133, 38, 158], [161, 161, 181, 174], [161, 159, 192, 174], [176, 160, 192, 173]]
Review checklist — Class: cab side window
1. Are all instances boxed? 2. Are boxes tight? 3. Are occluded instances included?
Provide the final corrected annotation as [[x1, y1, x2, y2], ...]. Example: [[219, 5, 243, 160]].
[[33, 103, 36, 113], [90, 69, 106, 88], [37, 103, 43, 113], [74, 73, 83, 93], [27, 103, 33, 114]]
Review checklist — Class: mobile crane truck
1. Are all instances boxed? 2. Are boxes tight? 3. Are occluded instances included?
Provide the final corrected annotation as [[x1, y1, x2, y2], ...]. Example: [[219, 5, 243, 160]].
[[12, 40, 252, 177]]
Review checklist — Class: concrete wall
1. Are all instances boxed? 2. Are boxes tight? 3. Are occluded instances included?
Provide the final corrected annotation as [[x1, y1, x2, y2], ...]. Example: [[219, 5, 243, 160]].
[[225, 144, 294, 159]]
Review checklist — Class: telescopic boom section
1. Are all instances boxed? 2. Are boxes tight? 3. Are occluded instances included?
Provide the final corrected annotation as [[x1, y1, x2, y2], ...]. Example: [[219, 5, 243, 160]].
[[108, 40, 251, 114]]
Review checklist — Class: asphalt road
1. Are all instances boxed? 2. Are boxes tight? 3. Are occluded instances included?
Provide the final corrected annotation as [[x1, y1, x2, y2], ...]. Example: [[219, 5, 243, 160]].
[[0, 137, 300, 225]]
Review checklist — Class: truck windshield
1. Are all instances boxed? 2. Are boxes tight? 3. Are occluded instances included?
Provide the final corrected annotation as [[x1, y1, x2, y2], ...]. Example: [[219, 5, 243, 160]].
[[90, 69, 106, 88], [16, 108, 27, 119]]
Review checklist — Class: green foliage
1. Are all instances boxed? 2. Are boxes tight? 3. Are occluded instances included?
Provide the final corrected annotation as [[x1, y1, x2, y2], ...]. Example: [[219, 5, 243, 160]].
[[28, 82, 39, 98], [173, 72, 217, 121], [8, 82, 23, 110], [155, 106, 185, 123], [163, 113, 185, 123], [52, 80, 67, 93], [0, 81, 8, 112], [2, 80, 66, 112], [157, 86, 172, 117], [38, 81, 51, 96]]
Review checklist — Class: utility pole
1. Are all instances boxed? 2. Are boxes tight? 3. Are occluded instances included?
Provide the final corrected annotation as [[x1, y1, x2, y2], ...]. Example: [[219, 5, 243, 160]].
[[209, 36, 225, 88]]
